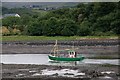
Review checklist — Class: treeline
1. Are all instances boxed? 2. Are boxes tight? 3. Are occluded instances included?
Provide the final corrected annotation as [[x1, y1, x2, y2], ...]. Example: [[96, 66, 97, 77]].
[[2, 2, 120, 36]]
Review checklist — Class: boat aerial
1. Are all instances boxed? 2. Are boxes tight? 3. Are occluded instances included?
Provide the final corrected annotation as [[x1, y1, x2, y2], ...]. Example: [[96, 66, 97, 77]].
[[48, 40, 85, 61]]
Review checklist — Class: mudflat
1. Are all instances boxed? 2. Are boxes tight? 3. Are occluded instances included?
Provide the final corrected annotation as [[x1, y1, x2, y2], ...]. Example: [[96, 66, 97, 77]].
[[2, 64, 120, 80]]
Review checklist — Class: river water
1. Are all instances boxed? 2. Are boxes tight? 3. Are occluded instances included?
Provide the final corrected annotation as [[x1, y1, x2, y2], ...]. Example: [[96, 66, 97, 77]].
[[1, 54, 119, 66]]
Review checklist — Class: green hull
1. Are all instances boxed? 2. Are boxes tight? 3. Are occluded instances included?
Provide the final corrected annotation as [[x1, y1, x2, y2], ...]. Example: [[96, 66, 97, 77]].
[[48, 55, 84, 61]]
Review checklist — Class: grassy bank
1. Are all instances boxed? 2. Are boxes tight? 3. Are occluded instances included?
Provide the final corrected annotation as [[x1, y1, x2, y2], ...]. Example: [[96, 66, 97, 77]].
[[1, 36, 118, 41]]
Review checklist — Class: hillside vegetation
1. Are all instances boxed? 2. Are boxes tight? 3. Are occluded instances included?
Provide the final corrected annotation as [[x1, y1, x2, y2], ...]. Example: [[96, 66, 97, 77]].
[[2, 2, 120, 36]]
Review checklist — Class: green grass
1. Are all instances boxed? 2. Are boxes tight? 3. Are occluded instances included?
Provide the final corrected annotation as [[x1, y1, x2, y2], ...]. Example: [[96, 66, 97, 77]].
[[1, 36, 118, 41]]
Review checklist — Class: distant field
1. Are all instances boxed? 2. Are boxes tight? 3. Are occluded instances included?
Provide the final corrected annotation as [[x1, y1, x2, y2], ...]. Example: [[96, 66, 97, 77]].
[[32, 9, 48, 17], [1, 36, 118, 41]]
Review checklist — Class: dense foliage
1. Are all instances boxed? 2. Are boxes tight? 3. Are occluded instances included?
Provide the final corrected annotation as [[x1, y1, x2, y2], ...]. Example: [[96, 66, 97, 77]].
[[2, 2, 120, 36]]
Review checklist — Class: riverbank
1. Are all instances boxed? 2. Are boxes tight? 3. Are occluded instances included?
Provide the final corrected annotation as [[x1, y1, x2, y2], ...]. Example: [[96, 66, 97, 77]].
[[2, 64, 120, 80], [2, 39, 119, 59]]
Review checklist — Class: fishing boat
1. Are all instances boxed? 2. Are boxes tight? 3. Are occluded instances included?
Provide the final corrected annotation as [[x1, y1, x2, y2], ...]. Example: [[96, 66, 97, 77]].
[[48, 40, 85, 61]]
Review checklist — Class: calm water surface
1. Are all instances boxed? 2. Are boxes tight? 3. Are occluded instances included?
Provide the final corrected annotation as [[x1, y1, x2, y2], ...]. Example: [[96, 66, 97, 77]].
[[1, 54, 119, 66]]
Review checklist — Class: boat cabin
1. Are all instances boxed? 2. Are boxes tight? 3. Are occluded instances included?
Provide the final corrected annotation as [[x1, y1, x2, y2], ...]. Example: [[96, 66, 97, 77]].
[[68, 50, 76, 58]]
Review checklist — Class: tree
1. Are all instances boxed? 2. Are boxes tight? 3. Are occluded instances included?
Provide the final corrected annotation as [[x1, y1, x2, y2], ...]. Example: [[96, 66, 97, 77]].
[[17, 14, 34, 33], [26, 21, 43, 36], [20, 14, 33, 26], [42, 17, 58, 36], [2, 16, 21, 29], [93, 12, 116, 33], [110, 20, 120, 34], [77, 20, 92, 36], [93, 2, 116, 17], [84, 3, 94, 18], [58, 19, 78, 36], [2, 2, 119, 36]]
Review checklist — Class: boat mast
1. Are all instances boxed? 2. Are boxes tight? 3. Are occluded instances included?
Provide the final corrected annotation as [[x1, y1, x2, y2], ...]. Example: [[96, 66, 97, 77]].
[[53, 40, 58, 56], [72, 41, 74, 50]]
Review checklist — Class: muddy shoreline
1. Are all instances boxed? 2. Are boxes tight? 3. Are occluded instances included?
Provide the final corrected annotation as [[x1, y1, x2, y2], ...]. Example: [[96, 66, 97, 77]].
[[2, 39, 119, 55], [2, 64, 120, 80]]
